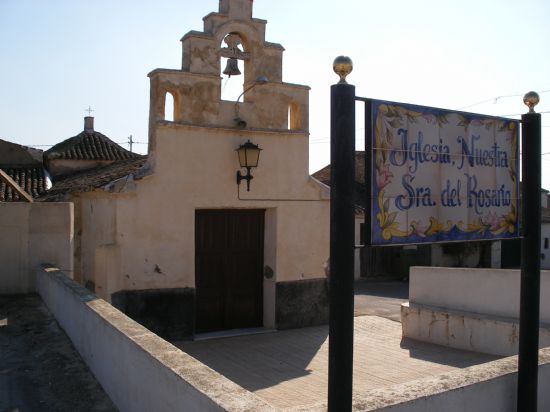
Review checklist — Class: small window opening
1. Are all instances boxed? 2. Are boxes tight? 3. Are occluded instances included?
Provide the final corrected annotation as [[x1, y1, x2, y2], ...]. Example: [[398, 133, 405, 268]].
[[287, 106, 291, 130], [288, 103, 301, 130], [545, 237, 549, 249], [164, 91, 175, 122]]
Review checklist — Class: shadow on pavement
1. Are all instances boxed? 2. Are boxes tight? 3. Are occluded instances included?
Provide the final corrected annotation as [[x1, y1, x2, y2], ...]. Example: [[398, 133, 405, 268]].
[[178, 325, 328, 392], [400, 337, 501, 367]]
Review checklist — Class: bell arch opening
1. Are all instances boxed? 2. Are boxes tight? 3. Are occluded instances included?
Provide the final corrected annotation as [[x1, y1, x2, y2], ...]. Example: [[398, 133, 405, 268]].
[[220, 32, 247, 102]]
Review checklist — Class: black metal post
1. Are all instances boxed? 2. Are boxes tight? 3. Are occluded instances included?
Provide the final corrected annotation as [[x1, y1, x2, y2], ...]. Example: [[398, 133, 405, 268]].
[[328, 81, 356, 411], [517, 108, 542, 411], [364, 99, 373, 276]]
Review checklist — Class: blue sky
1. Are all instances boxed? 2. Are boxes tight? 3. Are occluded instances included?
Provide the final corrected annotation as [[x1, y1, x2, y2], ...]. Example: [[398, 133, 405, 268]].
[[1, 0, 549, 188]]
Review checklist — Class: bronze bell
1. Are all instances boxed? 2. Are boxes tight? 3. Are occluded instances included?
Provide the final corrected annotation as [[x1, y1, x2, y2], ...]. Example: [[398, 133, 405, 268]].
[[223, 58, 241, 77]]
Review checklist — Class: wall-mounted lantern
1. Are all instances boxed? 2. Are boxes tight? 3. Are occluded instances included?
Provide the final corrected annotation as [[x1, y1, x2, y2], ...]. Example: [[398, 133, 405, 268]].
[[236, 140, 261, 191]]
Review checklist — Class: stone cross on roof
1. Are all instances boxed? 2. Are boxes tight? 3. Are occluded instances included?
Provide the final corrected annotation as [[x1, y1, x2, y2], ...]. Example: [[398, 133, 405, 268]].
[[85, 106, 94, 116]]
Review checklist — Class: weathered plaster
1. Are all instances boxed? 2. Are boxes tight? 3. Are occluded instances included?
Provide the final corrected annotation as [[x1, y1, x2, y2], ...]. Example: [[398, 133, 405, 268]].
[[402, 266, 550, 356], [37, 266, 275, 412], [48, 159, 113, 179], [0, 202, 73, 294], [74, 0, 329, 334]]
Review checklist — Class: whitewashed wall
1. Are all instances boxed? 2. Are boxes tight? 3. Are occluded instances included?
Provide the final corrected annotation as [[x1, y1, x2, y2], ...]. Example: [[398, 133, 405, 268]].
[[402, 267, 550, 356], [0, 202, 73, 294], [36, 265, 274, 412]]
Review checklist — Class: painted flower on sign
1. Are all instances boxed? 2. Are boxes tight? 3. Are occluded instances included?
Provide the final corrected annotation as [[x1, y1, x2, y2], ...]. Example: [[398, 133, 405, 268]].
[[490, 205, 517, 235], [482, 211, 501, 232], [410, 220, 428, 237], [376, 163, 393, 189]]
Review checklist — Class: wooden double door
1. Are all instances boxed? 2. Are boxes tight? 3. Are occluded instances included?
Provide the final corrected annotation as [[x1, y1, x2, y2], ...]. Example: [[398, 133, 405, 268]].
[[195, 209, 264, 333]]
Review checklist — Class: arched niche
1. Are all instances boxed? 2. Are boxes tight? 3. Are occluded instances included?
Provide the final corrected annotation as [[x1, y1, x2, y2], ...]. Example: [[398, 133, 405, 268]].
[[288, 102, 302, 130], [164, 91, 175, 121], [162, 89, 181, 122]]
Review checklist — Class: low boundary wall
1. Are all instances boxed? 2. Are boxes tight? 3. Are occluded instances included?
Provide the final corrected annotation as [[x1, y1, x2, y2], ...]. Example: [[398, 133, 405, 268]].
[[36, 264, 550, 411], [354, 348, 550, 411], [288, 348, 550, 411], [402, 267, 550, 356], [408, 267, 550, 322], [36, 265, 274, 412]]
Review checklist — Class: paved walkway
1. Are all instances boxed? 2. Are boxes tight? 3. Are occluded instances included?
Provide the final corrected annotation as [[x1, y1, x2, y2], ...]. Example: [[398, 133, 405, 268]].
[[177, 316, 499, 409]]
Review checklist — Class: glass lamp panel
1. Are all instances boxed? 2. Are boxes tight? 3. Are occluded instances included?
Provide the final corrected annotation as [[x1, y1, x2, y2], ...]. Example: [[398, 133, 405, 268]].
[[247, 147, 261, 167], [237, 147, 247, 167]]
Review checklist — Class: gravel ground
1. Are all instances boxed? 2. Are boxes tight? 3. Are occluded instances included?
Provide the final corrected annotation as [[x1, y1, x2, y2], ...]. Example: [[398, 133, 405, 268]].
[[0, 294, 117, 412]]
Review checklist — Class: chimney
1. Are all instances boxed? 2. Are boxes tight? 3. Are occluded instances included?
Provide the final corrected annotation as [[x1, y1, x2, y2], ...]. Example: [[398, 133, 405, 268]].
[[84, 116, 94, 132]]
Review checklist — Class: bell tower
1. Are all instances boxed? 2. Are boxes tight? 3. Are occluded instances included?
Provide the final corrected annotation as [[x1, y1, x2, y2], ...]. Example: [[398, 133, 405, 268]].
[[147, 0, 309, 151]]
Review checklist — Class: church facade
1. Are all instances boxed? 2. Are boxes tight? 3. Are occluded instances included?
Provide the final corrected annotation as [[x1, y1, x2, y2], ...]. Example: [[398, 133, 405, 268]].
[[61, 0, 330, 339]]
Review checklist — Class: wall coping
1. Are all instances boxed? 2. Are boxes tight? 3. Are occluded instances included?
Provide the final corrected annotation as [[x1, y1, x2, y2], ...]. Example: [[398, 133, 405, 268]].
[[285, 346, 550, 411], [403, 301, 550, 330], [38, 265, 275, 411]]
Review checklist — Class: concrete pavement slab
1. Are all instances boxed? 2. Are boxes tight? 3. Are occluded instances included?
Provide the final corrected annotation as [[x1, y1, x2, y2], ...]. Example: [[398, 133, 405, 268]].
[[176, 315, 498, 409]]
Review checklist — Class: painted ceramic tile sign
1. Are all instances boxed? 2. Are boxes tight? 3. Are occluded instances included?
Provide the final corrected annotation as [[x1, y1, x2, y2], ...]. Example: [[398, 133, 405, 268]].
[[371, 100, 519, 245]]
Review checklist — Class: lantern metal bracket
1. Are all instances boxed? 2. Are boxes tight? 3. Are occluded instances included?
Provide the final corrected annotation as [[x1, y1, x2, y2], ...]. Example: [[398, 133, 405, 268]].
[[234, 76, 269, 121], [236, 168, 254, 191]]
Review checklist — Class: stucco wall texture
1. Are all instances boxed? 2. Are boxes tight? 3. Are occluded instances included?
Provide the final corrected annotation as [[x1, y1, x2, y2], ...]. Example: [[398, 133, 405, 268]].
[[73, 0, 330, 331], [0, 202, 73, 294], [402, 266, 550, 356], [36, 265, 274, 412]]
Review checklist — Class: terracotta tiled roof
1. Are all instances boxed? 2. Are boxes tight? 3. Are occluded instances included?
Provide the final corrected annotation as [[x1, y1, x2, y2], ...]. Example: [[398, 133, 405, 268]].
[[45, 131, 139, 161], [312, 151, 367, 213], [0, 165, 48, 201], [0, 139, 43, 165], [39, 156, 148, 201], [312, 151, 366, 184]]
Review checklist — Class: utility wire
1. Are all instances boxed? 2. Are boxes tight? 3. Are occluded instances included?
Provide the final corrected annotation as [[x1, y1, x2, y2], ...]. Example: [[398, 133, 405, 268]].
[[458, 94, 522, 110], [500, 110, 550, 117], [22, 140, 149, 149], [457, 89, 550, 111]]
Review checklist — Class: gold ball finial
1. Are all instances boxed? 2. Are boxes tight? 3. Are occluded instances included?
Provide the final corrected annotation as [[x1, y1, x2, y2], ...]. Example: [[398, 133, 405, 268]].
[[523, 91, 540, 113], [333, 56, 353, 84]]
